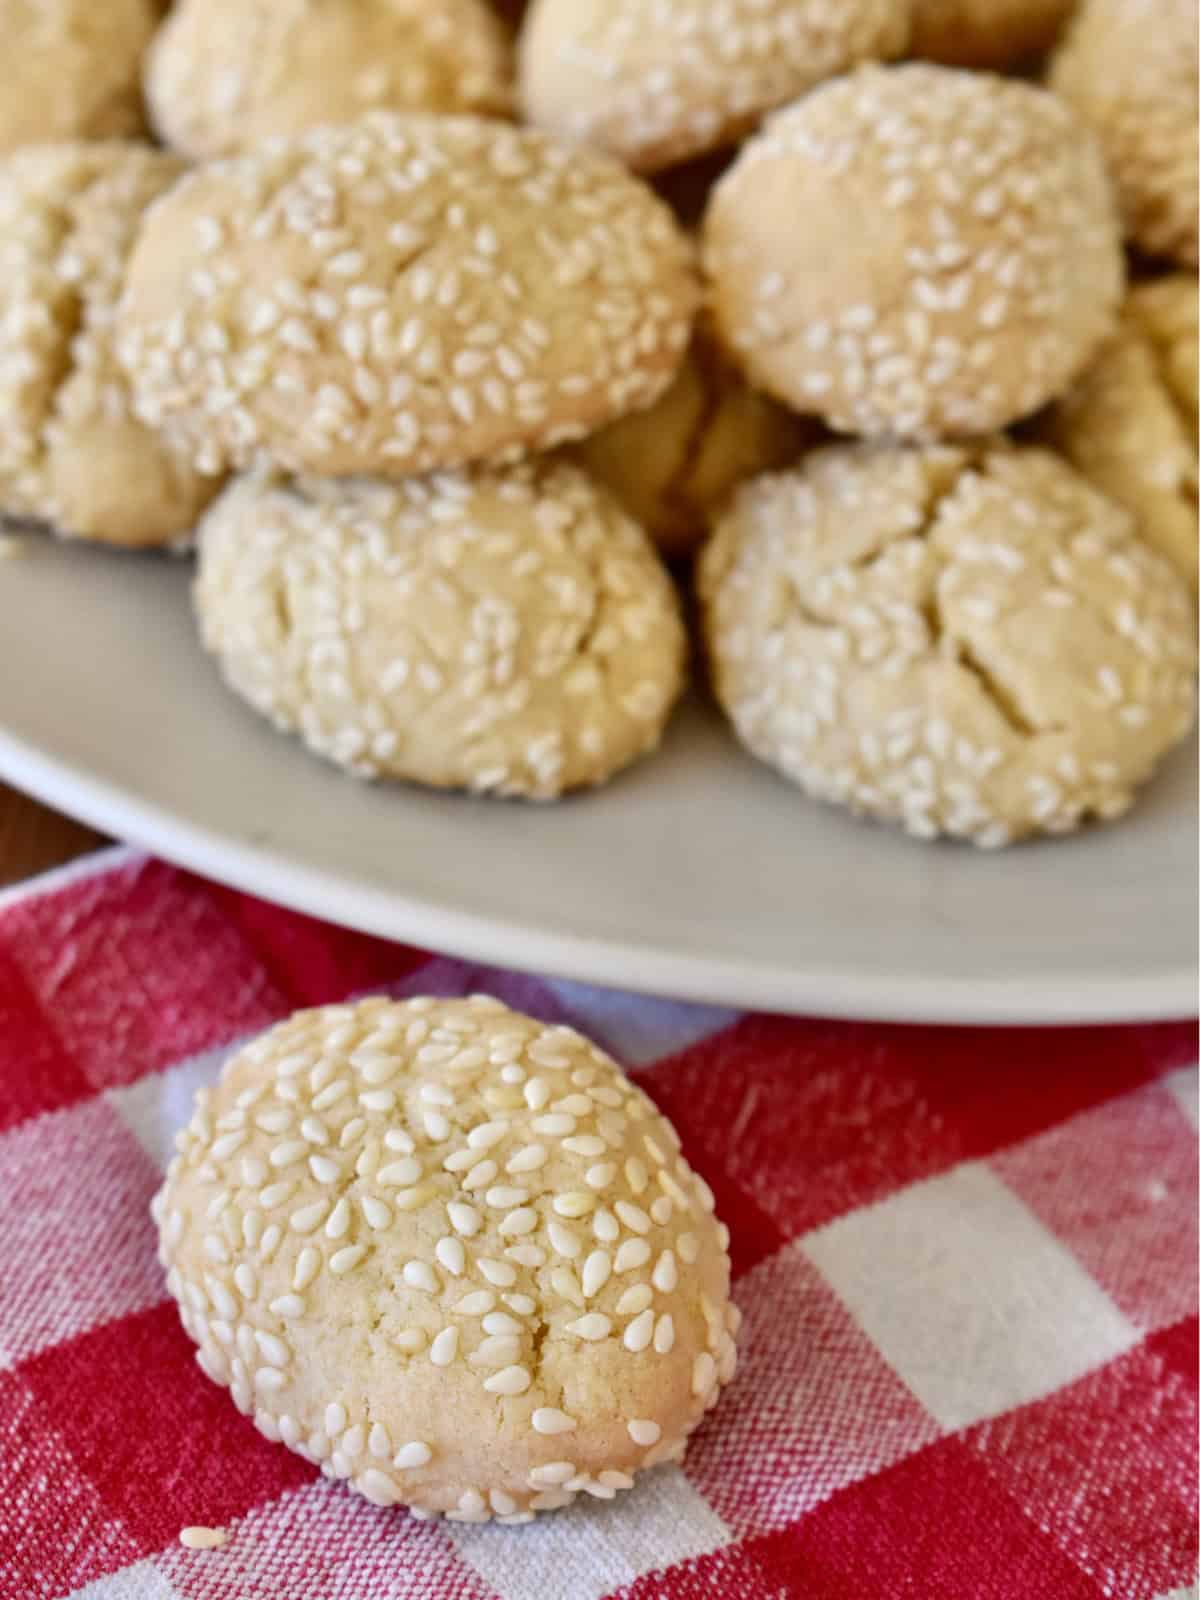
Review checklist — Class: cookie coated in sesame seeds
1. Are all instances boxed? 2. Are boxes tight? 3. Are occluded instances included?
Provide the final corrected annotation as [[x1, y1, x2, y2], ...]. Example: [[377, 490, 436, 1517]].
[[908, 0, 1073, 68], [146, 0, 514, 163], [0, 142, 221, 547], [1050, 0, 1198, 267], [117, 114, 698, 481], [0, 0, 157, 154], [152, 995, 737, 1522], [703, 64, 1125, 441], [573, 334, 809, 559], [699, 442, 1196, 846], [518, 0, 909, 175], [1044, 277, 1198, 593], [193, 460, 687, 797]]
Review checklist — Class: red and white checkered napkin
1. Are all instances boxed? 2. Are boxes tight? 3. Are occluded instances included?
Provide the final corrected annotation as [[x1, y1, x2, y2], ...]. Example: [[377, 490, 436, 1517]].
[[1, 848, 1196, 1600]]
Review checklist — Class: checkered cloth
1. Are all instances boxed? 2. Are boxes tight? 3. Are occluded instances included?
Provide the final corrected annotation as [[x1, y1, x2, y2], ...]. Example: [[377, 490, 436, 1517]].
[[1, 848, 1196, 1600]]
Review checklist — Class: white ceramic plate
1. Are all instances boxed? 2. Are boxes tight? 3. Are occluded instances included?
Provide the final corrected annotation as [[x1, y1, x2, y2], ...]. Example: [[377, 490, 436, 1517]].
[[0, 534, 1194, 1022]]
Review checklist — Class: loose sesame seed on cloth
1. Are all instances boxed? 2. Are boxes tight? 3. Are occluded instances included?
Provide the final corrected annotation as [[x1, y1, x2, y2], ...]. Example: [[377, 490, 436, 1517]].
[[0, 848, 1196, 1598]]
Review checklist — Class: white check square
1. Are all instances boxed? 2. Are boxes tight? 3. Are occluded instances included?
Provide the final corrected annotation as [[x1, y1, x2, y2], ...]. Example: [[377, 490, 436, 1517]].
[[106, 1042, 243, 1174], [802, 1161, 1139, 1431], [449, 1465, 731, 1600], [66, 1560, 182, 1600]]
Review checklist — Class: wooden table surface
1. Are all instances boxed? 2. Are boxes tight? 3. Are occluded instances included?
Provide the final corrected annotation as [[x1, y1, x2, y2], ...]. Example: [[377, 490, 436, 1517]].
[[0, 781, 106, 887]]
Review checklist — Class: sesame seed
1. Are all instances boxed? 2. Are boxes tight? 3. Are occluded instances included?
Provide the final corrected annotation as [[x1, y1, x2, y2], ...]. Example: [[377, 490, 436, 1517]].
[[615, 1201, 651, 1235], [436, 1237, 466, 1276], [394, 1441, 433, 1470], [499, 1207, 538, 1237], [361, 1195, 393, 1230], [628, 1419, 662, 1447], [477, 1258, 517, 1287], [360, 1469, 400, 1506], [430, 1327, 459, 1366], [330, 1244, 367, 1276], [269, 1139, 308, 1168], [616, 1283, 653, 1317], [179, 1526, 227, 1551], [624, 1158, 649, 1194], [532, 1408, 577, 1435], [581, 1250, 612, 1298], [692, 1352, 717, 1397], [292, 1247, 320, 1291], [448, 1202, 482, 1236], [614, 1237, 651, 1273], [506, 1144, 548, 1173], [403, 1261, 439, 1293], [566, 1313, 611, 1341], [484, 1364, 532, 1395], [454, 1290, 495, 1316], [623, 1310, 655, 1352]]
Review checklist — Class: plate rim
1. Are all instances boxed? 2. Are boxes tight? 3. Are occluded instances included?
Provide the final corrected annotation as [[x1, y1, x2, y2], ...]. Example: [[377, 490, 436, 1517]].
[[0, 723, 1194, 1027]]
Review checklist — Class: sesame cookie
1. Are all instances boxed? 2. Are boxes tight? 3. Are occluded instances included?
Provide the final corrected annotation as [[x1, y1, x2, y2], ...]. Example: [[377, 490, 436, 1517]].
[[699, 443, 1196, 846], [0, 143, 220, 547], [0, 0, 156, 154], [118, 114, 698, 480], [146, 0, 513, 163], [1050, 0, 1198, 266], [1045, 277, 1198, 592], [574, 336, 808, 559], [193, 461, 687, 797], [703, 65, 1125, 441], [909, 0, 1073, 67], [518, 0, 908, 174], [152, 995, 738, 1521]]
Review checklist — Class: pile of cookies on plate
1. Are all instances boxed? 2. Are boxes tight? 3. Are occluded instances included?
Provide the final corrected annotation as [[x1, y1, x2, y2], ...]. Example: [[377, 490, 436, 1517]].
[[0, 0, 1195, 845]]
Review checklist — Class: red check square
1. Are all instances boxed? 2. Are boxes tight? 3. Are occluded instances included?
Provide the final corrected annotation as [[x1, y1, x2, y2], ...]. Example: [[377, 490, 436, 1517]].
[[642, 1015, 969, 1257], [748, 1439, 1107, 1600], [4, 858, 289, 1091], [203, 882, 430, 1009], [0, 940, 90, 1133], [0, 1367, 141, 1600]]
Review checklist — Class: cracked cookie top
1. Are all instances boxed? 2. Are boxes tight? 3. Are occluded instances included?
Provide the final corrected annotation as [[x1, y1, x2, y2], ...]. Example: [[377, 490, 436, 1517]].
[[192, 459, 688, 797], [146, 0, 514, 162], [699, 441, 1196, 845], [0, 141, 221, 546], [116, 113, 698, 481], [702, 64, 1124, 441], [153, 994, 736, 1522]]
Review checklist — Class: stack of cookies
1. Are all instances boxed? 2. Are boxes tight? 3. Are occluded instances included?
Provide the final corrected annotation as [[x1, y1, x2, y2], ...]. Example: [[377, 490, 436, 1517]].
[[0, 0, 1195, 844]]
